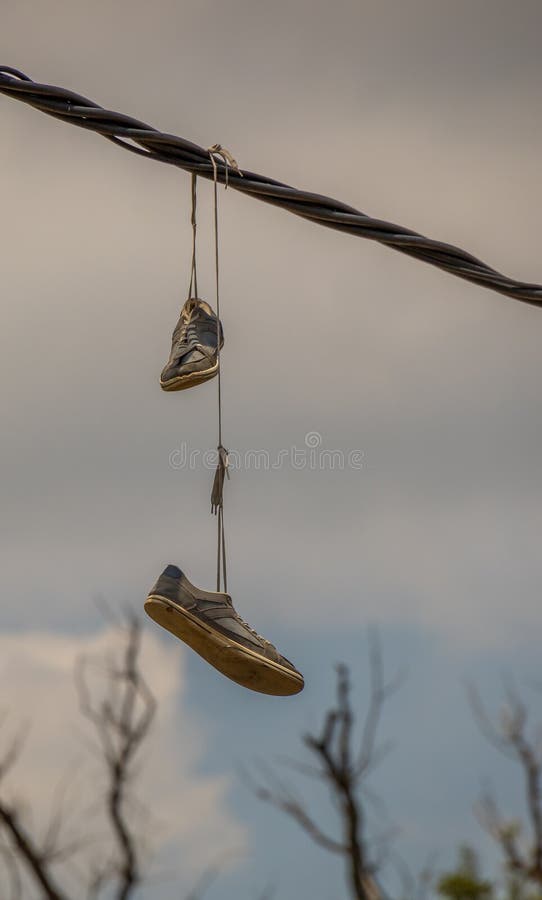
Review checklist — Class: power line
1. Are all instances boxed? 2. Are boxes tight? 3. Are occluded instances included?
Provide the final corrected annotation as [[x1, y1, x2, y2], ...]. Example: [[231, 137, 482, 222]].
[[1, 64, 541, 309]]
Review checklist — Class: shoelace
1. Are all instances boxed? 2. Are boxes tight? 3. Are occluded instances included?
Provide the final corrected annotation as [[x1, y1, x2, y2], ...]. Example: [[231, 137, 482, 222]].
[[174, 301, 212, 359], [227, 600, 276, 651], [184, 318, 200, 347], [174, 300, 196, 342]]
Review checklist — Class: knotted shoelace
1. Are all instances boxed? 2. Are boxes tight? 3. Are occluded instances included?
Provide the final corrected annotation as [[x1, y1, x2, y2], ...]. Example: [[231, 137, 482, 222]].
[[173, 300, 213, 361]]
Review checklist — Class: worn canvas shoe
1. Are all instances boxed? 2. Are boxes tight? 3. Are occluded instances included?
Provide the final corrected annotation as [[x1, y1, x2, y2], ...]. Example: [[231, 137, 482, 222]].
[[144, 565, 304, 696], [160, 298, 224, 391]]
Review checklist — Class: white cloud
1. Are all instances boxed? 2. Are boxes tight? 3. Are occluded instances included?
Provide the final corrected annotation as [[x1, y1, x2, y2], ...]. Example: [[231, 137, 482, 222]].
[[0, 627, 247, 895]]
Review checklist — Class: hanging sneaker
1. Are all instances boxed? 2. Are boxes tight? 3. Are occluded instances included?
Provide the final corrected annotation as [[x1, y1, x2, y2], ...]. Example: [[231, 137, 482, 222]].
[[160, 298, 224, 391], [144, 565, 304, 696]]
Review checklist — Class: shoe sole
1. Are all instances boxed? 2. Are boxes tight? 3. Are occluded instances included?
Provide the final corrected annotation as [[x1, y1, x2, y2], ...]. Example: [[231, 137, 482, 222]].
[[144, 595, 304, 697], [160, 362, 219, 392]]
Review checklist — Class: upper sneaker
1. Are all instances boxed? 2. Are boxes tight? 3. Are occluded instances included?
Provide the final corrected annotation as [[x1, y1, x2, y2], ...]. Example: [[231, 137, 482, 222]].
[[160, 298, 224, 391], [144, 565, 304, 696]]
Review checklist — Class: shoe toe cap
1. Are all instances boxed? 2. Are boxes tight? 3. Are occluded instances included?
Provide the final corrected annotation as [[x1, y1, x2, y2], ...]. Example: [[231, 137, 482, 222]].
[[160, 364, 178, 385]]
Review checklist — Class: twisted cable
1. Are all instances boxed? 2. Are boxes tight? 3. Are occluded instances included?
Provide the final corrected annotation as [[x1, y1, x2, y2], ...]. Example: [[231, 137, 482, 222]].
[[1, 65, 541, 308]]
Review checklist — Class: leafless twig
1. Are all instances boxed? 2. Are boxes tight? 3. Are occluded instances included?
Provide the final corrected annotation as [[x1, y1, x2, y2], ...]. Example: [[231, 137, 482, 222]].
[[470, 680, 542, 886], [0, 726, 69, 900], [0, 840, 22, 900], [248, 632, 401, 900], [0, 617, 157, 900], [76, 616, 156, 900]]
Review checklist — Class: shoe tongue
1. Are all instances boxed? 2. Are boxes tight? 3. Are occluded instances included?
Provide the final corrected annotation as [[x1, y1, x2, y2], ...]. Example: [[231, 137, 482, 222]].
[[183, 297, 199, 317], [193, 298, 214, 318]]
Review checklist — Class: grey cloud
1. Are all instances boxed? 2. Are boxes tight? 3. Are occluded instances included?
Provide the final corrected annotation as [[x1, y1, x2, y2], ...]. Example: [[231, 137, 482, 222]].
[[1, 3, 541, 641]]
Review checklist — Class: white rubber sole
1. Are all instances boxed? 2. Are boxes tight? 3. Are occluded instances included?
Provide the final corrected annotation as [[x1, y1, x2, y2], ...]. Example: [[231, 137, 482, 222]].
[[144, 595, 304, 696], [160, 362, 219, 392]]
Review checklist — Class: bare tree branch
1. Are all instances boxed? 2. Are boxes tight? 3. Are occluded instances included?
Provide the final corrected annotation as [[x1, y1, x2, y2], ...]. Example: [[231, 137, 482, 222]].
[[475, 787, 525, 877], [256, 782, 346, 854], [392, 849, 436, 900], [0, 841, 22, 900], [356, 633, 404, 778], [0, 726, 28, 783], [76, 616, 156, 900], [0, 800, 69, 900], [0, 724, 71, 900], [0, 616, 159, 900], [468, 683, 518, 760], [248, 634, 399, 900], [470, 680, 542, 886], [182, 861, 223, 900]]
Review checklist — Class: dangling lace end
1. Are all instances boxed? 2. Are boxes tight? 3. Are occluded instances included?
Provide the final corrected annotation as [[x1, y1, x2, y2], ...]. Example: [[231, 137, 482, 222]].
[[211, 444, 230, 514]]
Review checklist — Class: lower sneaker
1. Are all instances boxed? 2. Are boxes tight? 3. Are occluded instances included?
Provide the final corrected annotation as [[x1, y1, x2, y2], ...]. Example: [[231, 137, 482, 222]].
[[144, 565, 304, 696], [160, 298, 224, 392]]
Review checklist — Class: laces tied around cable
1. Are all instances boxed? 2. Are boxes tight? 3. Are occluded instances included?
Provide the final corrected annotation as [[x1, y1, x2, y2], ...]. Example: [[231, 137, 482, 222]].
[[207, 143, 242, 189]]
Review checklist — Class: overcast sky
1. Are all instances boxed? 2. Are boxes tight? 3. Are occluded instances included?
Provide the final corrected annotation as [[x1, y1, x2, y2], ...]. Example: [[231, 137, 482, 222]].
[[1, 1, 542, 897]]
